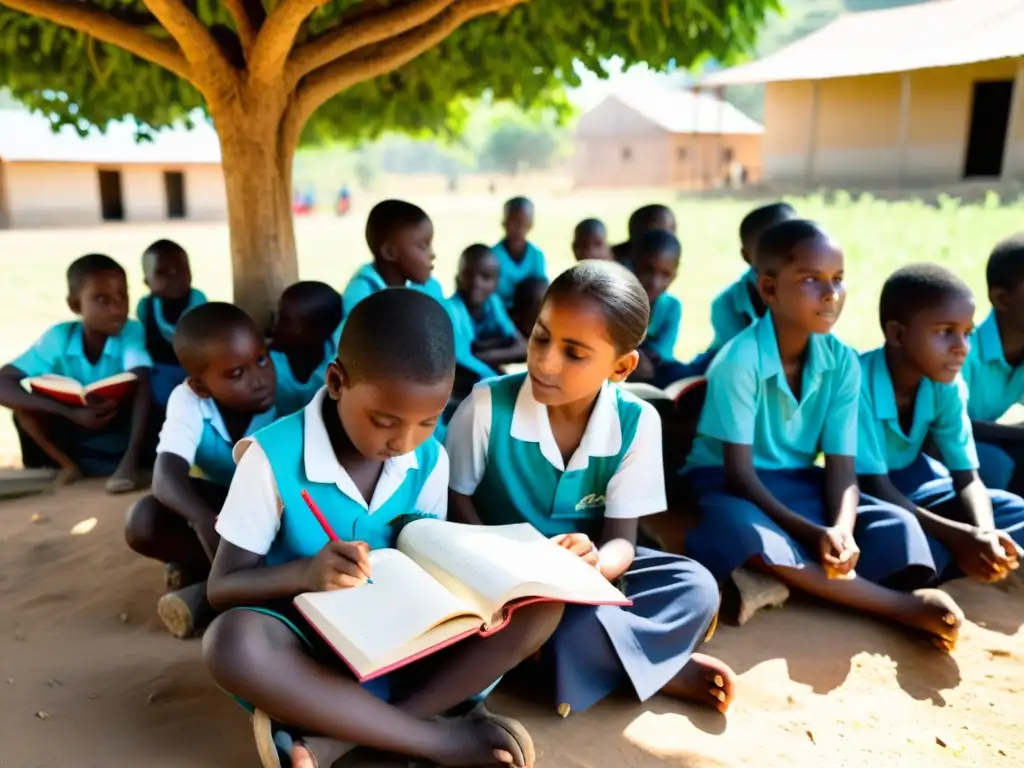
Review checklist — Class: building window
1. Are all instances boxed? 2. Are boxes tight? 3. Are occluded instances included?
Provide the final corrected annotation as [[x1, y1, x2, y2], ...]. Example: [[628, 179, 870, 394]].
[[722, 147, 735, 163], [677, 147, 688, 162], [621, 146, 632, 161]]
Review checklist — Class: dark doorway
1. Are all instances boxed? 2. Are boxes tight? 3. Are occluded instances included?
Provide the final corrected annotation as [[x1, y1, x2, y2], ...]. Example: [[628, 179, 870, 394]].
[[963, 80, 1014, 179], [164, 171, 186, 218], [97, 169, 124, 221]]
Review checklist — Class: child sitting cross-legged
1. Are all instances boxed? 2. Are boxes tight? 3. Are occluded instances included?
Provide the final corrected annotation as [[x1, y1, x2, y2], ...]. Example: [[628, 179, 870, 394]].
[[445, 261, 735, 717], [125, 302, 278, 638], [136, 239, 207, 408], [683, 221, 965, 650], [202, 289, 561, 768], [857, 265, 1023, 618], [446, 244, 526, 387], [0, 254, 153, 492], [270, 281, 343, 416]]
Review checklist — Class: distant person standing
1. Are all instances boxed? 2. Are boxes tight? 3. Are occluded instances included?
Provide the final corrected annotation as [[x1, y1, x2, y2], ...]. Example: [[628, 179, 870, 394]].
[[336, 183, 351, 216]]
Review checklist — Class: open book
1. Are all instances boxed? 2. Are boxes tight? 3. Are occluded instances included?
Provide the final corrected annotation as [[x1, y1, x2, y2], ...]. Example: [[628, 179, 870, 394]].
[[294, 520, 631, 681], [24, 372, 137, 407]]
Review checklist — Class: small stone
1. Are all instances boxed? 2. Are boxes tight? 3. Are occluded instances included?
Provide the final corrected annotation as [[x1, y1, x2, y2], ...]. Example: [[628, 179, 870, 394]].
[[999, 750, 1007, 757], [46, 679, 63, 688], [805, 730, 815, 744], [556, 702, 570, 718], [13, 631, 26, 641], [5, 678, 13, 685], [30, 513, 48, 524], [35, 710, 49, 720], [935, 736, 947, 748], [117, 612, 129, 624], [985, 648, 1011, 657], [147, 692, 158, 704], [87, 693, 100, 700]]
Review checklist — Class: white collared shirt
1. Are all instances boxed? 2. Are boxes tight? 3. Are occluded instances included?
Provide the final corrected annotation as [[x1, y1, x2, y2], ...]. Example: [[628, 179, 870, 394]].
[[445, 378, 666, 519], [216, 388, 449, 555]]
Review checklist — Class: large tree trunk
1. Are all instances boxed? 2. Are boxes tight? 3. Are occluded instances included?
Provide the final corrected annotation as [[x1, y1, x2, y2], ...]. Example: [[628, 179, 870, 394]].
[[215, 102, 299, 326]]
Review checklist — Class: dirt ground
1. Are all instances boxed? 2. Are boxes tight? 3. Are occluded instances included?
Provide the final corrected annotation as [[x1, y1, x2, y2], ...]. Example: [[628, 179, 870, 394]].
[[0, 482, 1021, 768]]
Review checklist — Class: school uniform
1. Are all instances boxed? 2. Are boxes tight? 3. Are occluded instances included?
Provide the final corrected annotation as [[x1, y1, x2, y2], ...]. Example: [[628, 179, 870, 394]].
[[270, 341, 334, 416], [136, 289, 207, 407], [708, 268, 762, 352], [215, 387, 490, 707], [157, 382, 277, 487], [445, 291, 519, 381], [961, 311, 1024, 491], [856, 346, 1024, 580], [640, 293, 708, 388], [335, 264, 446, 345], [10, 320, 153, 476], [446, 372, 720, 714], [683, 315, 933, 586], [490, 241, 546, 307]]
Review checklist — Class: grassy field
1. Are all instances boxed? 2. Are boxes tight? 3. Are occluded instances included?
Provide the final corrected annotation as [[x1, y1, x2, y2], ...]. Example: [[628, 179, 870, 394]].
[[0, 188, 1021, 462]]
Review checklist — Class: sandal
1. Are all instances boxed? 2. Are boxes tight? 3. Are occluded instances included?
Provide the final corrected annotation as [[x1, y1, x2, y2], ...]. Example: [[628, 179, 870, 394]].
[[157, 581, 215, 639], [463, 702, 535, 768]]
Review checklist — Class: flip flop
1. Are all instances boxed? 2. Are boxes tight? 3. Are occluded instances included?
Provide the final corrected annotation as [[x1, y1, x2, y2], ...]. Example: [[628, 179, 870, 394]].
[[156, 582, 214, 639], [253, 709, 286, 768], [464, 702, 535, 768]]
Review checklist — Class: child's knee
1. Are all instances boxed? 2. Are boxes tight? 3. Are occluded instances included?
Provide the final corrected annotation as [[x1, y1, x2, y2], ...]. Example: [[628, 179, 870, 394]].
[[508, 601, 564, 652], [202, 610, 272, 690], [677, 559, 721, 619], [123, 495, 162, 553]]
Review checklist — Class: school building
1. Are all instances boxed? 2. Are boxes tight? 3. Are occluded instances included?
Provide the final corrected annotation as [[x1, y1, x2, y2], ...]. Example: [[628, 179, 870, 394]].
[[0, 111, 227, 229], [702, 0, 1024, 187], [572, 84, 764, 190]]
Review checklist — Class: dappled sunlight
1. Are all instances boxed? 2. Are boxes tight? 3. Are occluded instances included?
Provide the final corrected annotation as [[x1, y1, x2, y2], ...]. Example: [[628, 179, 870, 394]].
[[70, 517, 97, 535]]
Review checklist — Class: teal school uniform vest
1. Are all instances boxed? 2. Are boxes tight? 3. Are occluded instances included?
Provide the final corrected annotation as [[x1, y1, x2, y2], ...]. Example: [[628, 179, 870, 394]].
[[196, 404, 277, 487], [253, 410, 442, 566], [271, 343, 333, 416], [472, 373, 641, 539]]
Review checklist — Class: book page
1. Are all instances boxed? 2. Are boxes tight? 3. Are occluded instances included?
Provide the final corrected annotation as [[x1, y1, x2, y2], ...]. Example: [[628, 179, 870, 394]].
[[397, 520, 628, 619], [84, 371, 137, 395], [293, 548, 485, 674], [24, 374, 84, 395]]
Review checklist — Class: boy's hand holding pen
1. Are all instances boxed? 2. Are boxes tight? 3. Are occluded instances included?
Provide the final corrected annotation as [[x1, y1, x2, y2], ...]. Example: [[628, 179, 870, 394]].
[[302, 489, 374, 591]]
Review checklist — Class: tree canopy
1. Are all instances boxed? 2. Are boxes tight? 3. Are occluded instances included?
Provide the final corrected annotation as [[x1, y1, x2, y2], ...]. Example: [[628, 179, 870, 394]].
[[0, 0, 778, 140]]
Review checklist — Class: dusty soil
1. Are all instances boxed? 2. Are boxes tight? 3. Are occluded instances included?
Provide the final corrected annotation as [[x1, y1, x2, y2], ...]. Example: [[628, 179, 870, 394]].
[[1, 482, 1021, 767]]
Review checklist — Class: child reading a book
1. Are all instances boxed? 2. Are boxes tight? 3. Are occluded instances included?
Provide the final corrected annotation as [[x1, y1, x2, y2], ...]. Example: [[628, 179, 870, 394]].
[[857, 265, 1023, 601], [0, 253, 153, 492], [492, 197, 547, 308], [125, 302, 278, 638], [610, 204, 676, 267], [203, 289, 562, 768], [338, 199, 445, 337], [447, 244, 526, 385], [961, 235, 1024, 493], [683, 221, 964, 650], [136, 239, 207, 408], [572, 218, 612, 262], [270, 281, 342, 416], [445, 260, 736, 716]]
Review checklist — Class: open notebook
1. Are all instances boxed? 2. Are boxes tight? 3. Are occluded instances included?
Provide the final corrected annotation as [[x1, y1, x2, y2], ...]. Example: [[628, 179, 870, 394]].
[[24, 372, 137, 406], [294, 520, 630, 681]]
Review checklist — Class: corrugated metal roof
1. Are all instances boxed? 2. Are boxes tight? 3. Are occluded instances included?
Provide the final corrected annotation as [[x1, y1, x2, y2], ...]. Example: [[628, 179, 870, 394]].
[[582, 84, 764, 135], [703, 0, 1024, 86], [0, 111, 221, 164]]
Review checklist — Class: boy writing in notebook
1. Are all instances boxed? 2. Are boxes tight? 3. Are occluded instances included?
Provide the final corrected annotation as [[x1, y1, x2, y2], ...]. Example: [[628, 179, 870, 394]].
[[136, 239, 207, 407], [125, 302, 278, 638], [492, 197, 547, 308], [270, 281, 342, 416], [857, 264, 1023, 595], [203, 289, 561, 768], [0, 254, 153, 492], [961, 234, 1024, 493]]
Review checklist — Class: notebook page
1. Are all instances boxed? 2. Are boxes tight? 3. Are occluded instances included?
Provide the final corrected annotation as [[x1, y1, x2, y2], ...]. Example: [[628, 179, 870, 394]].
[[293, 548, 483, 665]]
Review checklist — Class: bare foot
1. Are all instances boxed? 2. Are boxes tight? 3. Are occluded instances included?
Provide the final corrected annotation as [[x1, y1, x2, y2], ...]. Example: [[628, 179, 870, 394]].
[[54, 464, 81, 486], [895, 589, 963, 651], [661, 652, 736, 713], [431, 713, 531, 767], [105, 465, 139, 494]]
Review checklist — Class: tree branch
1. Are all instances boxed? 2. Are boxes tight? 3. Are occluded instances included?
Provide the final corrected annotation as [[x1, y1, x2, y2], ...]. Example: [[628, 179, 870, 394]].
[[248, 0, 325, 85], [0, 0, 190, 80], [287, 0, 456, 86], [289, 0, 525, 126], [223, 0, 263, 53], [142, 0, 237, 92]]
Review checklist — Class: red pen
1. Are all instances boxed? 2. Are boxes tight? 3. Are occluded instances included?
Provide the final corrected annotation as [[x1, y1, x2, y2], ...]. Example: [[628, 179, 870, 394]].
[[300, 489, 372, 584]]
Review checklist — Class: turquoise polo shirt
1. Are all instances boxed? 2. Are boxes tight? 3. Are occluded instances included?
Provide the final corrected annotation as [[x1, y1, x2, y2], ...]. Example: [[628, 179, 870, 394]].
[[11, 320, 153, 382], [335, 264, 446, 345], [685, 314, 860, 471], [645, 293, 682, 361], [856, 346, 978, 475], [491, 241, 547, 307], [136, 289, 207, 344], [446, 373, 667, 541], [271, 341, 333, 416], [961, 311, 1024, 422], [708, 268, 762, 351], [445, 292, 518, 380], [157, 382, 278, 487]]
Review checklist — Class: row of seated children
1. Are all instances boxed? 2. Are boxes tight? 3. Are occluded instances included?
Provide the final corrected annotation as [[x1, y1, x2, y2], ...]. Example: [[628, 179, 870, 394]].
[[198, 275, 733, 768]]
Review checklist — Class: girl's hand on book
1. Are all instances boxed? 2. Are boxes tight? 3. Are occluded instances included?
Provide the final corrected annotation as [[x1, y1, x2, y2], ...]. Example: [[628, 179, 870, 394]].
[[551, 533, 599, 568], [307, 541, 373, 591]]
